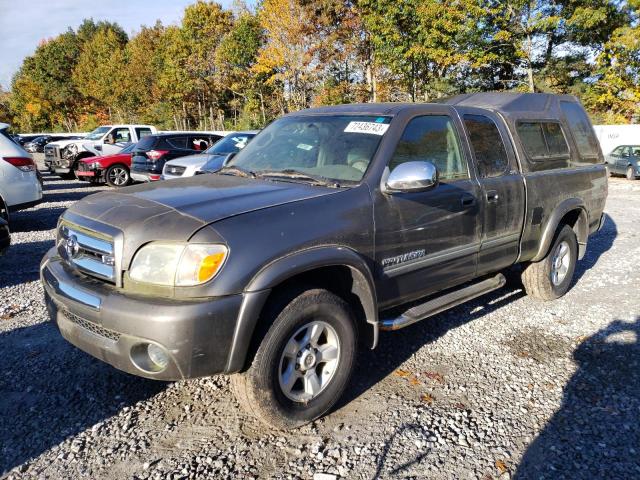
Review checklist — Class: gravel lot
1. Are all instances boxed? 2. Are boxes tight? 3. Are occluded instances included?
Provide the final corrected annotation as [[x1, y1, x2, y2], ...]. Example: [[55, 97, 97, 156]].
[[1, 159, 639, 479]]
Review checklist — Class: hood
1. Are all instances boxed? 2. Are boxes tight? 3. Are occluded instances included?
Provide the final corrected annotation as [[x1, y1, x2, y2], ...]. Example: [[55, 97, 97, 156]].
[[166, 154, 215, 168], [46, 139, 79, 149], [79, 151, 129, 164], [66, 174, 340, 247]]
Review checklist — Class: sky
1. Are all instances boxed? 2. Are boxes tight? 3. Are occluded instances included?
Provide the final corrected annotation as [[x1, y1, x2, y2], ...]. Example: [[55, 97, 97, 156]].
[[0, 0, 236, 89]]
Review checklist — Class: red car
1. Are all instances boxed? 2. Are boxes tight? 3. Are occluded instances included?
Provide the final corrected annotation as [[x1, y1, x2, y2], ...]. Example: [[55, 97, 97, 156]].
[[75, 143, 136, 187]]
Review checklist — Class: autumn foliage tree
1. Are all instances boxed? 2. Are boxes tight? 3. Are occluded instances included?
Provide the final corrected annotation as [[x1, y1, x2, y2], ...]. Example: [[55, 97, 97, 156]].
[[5, 0, 639, 132]]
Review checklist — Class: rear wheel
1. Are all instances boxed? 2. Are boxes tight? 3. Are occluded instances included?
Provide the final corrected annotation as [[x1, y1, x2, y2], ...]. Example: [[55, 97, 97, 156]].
[[521, 224, 578, 301], [105, 164, 131, 187], [626, 166, 636, 180], [231, 288, 358, 430], [0, 197, 9, 225]]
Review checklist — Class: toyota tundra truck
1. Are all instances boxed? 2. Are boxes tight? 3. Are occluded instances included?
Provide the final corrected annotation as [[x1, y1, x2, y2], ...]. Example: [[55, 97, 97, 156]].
[[41, 93, 607, 429], [45, 124, 156, 179]]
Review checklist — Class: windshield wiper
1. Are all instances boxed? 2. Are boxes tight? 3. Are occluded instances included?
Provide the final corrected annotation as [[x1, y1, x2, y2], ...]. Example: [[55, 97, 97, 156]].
[[257, 169, 340, 188], [217, 165, 256, 178]]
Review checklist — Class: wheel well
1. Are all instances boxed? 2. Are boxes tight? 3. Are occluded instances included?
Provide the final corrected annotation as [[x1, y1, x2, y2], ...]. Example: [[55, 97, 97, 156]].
[[559, 208, 588, 259], [241, 266, 375, 371], [74, 152, 95, 165]]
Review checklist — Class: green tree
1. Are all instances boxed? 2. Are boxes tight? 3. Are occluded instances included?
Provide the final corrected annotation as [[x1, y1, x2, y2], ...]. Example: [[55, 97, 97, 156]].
[[73, 28, 129, 120]]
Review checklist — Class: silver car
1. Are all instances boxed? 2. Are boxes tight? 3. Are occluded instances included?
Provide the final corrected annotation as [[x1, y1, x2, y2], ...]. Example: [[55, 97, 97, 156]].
[[604, 145, 640, 180]]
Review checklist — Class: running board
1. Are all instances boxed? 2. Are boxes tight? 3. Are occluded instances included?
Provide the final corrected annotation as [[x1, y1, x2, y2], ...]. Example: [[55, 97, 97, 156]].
[[380, 273, 506, 331]]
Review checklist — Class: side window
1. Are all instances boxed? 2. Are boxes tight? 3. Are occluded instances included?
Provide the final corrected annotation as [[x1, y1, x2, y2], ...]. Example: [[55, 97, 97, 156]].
[[611, 146, 623, 157], [390, 115, 467, 181], [167, 137, 188, 149], [560, 101, 599, 159], [463, 114, 509, 178], [621, 147, 631, 158], [190, 136, 210, 151], [113, 128, 131, 143], [136, 128, 152, 139], [517, 121, 569, 160]]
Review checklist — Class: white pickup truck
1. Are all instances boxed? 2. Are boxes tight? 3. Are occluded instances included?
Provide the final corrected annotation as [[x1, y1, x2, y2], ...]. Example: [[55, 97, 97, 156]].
[[45, 124, 157, 179]]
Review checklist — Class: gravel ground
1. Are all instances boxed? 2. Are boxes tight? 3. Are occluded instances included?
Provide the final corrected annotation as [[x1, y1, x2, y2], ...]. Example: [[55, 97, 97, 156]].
[[1, 159, 639, 479]]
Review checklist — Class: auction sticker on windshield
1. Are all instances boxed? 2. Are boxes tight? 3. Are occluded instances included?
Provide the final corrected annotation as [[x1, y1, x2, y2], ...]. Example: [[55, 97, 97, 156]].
[[344, 121, 390, 135]]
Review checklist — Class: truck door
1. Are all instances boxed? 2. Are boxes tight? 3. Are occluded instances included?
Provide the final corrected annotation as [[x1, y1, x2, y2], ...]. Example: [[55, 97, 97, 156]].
[[374, 108, 481, 308], [457, 108, 526, 275], [101, 127, 132, 156]]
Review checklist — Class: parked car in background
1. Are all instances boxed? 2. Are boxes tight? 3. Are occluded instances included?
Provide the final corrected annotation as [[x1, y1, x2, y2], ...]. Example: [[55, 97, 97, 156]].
[[42, 93, 606, 429], [76, 143, 136, 187], [130, 132, 224, 182], [604, 145, 640, 180], [25, 134, 83, 153], [162, 131, 258, 179], [0, 123, 42, 225], [14, 134, 41, 147], [46, 125, 157, 179], [0, 217, 9, 255]]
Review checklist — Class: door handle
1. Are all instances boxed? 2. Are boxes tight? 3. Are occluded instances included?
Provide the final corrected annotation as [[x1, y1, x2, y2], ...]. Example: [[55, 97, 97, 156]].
[[486, 190, 499, 203], [460, 195, 476, 208]]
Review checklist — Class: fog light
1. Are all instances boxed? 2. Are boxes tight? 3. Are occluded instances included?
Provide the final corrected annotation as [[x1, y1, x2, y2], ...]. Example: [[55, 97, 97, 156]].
[[147, 343, 169, 369]]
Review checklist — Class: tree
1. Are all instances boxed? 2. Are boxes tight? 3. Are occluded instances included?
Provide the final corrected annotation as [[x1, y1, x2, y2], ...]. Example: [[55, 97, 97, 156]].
[[255, 0, 320, 111], [584, 2, 640, 122], [73, 27, 129, 120]]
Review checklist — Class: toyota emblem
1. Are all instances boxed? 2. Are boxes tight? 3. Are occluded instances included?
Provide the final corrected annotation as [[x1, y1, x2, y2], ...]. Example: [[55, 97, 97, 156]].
[[65, 235, 79, 258]]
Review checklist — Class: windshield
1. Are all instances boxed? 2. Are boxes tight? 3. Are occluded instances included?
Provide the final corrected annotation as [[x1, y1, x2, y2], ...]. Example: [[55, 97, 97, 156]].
[[206, 132, 255, 155], [228, 115, 391, 183], [85, 126, 111, 141]]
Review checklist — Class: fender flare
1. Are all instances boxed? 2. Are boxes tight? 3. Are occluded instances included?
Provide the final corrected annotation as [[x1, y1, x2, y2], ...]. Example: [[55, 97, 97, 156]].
[[532, 198, 589, 262], [225, 246, 379, 373]]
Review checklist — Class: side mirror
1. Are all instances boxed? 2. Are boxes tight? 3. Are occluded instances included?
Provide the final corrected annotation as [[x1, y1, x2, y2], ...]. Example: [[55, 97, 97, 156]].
[[383, 161, 439, 193], [222, 152, 236, 167]]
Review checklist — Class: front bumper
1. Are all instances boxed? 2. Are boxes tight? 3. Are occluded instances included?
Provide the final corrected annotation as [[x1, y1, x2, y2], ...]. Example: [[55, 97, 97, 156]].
[[76, 170, 98, 178], [41, 251, 244, 381], [54, 166, 72, 175], [131, 171, 161, 182]]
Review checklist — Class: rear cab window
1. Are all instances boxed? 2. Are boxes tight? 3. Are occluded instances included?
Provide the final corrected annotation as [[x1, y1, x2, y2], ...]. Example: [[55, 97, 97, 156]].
[[135, 127, 153, 140], [517, 121, 570, 170], [559, 101, 600, 162]]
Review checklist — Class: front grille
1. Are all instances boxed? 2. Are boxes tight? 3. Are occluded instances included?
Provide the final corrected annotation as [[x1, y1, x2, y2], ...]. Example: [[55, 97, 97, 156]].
[[58, 223, 116, 283], [164, 165, 186, 176], [63, 310, 120, 342], [44, 145, 58, 163], [76, 163, 90, 172]]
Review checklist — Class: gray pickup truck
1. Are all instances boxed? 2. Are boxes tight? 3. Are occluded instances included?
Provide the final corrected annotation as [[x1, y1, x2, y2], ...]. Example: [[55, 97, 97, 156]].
[[41, 93, 607, 429]]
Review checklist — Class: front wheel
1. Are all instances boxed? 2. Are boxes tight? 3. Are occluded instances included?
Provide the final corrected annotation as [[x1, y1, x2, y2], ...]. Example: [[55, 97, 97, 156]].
[[231, 288, 358, 430], [626, 166, 636, 181], [105, 165, 131, 187], [521, 224, 578, 301]]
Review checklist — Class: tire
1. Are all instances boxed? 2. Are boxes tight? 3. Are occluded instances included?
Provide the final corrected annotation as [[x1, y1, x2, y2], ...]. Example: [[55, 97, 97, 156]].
[[0, 197, 9, 225], [231, 288, 358, 430], [105, 164, 131, 187], [521, 224, 578, 301], [626, 166, 636, 180]]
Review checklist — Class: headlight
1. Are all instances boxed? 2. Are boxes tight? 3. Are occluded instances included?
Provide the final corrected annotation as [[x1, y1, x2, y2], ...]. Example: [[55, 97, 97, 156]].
[[90, 162, 101, 169], [62, 144, 77, 159], [129, 243, 227, 286]]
